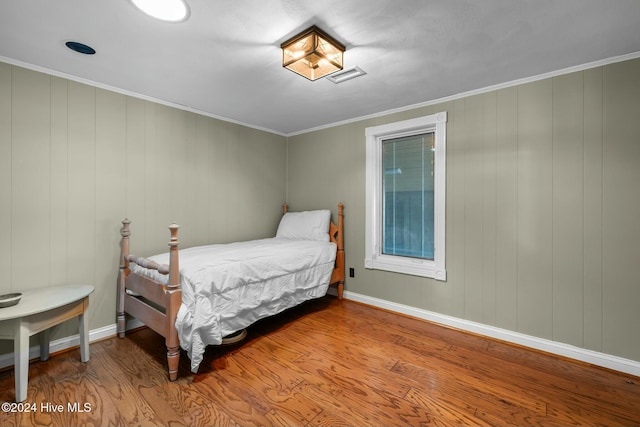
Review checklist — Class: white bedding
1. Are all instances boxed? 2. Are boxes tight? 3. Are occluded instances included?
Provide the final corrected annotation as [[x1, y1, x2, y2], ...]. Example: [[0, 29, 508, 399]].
[[129, 237, 336, 372]]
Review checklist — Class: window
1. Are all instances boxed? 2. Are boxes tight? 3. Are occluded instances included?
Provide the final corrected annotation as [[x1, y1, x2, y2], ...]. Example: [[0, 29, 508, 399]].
[[365, 112, 447, 280]]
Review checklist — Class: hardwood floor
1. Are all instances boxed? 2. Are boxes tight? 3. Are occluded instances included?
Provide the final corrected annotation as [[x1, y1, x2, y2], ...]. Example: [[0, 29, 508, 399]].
[[1, 296, 639, 426]]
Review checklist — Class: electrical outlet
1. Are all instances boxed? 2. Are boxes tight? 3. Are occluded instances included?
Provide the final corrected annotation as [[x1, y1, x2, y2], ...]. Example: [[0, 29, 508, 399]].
[[349, 268, 355, 278]]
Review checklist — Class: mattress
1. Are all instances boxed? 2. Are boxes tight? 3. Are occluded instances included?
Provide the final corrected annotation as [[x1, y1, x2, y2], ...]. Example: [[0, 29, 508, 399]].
[[129, 237, 336, 372]]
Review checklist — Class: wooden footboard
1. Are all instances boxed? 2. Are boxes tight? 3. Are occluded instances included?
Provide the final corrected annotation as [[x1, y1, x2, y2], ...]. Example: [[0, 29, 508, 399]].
[[117, 220, 181, 381]]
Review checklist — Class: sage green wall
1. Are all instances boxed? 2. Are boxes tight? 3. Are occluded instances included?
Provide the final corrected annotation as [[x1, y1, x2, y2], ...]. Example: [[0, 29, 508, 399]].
[[0, 63, 287, 351], [287, 57, 640, 362], [2, 57, 639, 365]]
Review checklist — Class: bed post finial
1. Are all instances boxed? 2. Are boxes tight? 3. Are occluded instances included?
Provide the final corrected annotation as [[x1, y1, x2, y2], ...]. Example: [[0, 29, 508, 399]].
[[283, 203, 288, 214], [120, 218, 131, 264], [121, 218, 131, 235], [167, 223, 180, 289]]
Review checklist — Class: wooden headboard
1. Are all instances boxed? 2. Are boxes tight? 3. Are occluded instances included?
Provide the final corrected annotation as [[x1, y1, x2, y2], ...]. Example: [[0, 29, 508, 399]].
[[282, 203, 344, 298]]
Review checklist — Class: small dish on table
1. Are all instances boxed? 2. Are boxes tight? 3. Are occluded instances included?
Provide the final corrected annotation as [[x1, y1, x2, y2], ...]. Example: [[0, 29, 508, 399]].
[[0, 293, 22, 308]]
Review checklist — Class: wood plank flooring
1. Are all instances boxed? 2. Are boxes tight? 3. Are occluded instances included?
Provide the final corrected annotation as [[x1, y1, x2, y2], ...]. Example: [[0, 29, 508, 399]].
[[1, 296, 639, 426]]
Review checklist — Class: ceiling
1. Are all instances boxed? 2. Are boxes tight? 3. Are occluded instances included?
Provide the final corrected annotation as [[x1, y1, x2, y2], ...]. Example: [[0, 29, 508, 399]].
[[1, 1, 640, 136]]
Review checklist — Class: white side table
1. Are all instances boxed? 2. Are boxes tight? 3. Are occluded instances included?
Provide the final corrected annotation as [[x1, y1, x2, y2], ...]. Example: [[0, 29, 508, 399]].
[[0, 284, 94, 402]]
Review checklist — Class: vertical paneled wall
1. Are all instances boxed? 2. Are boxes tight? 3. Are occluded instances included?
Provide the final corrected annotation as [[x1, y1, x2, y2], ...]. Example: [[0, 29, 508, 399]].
[[287, 57, 640, 362], [0, 63, 287, 351], [2, 57, 639, 364], [601, 60, 640, 358]]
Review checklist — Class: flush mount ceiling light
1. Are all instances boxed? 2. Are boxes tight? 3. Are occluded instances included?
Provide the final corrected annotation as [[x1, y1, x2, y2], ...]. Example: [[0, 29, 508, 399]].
[[130, 0, 190, 22], [281, 25, 345, 81]]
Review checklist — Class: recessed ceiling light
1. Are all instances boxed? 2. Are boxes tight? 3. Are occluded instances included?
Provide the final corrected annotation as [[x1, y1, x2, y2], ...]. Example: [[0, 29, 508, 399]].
[[65, 41, 96, 55], [130, 0, 190, 22]]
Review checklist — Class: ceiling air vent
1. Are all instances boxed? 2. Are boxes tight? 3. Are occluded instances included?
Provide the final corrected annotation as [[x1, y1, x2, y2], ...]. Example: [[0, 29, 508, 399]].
[[326, 66, 366, 84]]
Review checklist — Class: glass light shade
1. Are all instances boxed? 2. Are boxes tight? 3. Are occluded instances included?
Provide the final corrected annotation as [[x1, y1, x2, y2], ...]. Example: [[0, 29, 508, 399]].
[[130, 0, 190, 22], [281, 26, 345, 81]]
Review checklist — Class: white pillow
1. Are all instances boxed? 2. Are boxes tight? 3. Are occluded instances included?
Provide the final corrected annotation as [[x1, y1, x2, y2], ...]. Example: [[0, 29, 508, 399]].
[[276, 209, 331, 241]]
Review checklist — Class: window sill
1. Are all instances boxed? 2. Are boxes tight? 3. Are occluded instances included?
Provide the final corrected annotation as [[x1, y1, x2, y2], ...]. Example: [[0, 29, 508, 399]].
[[365, 255, 446, 280]]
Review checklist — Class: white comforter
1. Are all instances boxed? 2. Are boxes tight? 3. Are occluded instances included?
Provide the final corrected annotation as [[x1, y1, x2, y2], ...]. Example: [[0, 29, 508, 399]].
[[130, 237, 336, 372]]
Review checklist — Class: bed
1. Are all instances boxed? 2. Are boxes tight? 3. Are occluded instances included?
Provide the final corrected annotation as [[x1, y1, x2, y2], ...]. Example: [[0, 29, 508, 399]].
[[116, 203, 344, 380]]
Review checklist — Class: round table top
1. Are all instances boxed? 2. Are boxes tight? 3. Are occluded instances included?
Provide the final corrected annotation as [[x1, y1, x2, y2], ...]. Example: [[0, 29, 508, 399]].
[[0, 284, 94, 321]]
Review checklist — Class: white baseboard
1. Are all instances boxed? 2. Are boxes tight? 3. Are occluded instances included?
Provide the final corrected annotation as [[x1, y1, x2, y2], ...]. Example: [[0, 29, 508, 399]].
[[0, 319, 145, 371], [343, 290, 640, 378]]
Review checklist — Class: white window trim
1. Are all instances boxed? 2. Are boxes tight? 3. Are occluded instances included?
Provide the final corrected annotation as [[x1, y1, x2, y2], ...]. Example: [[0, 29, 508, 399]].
[[365, 111, 447, 280]]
